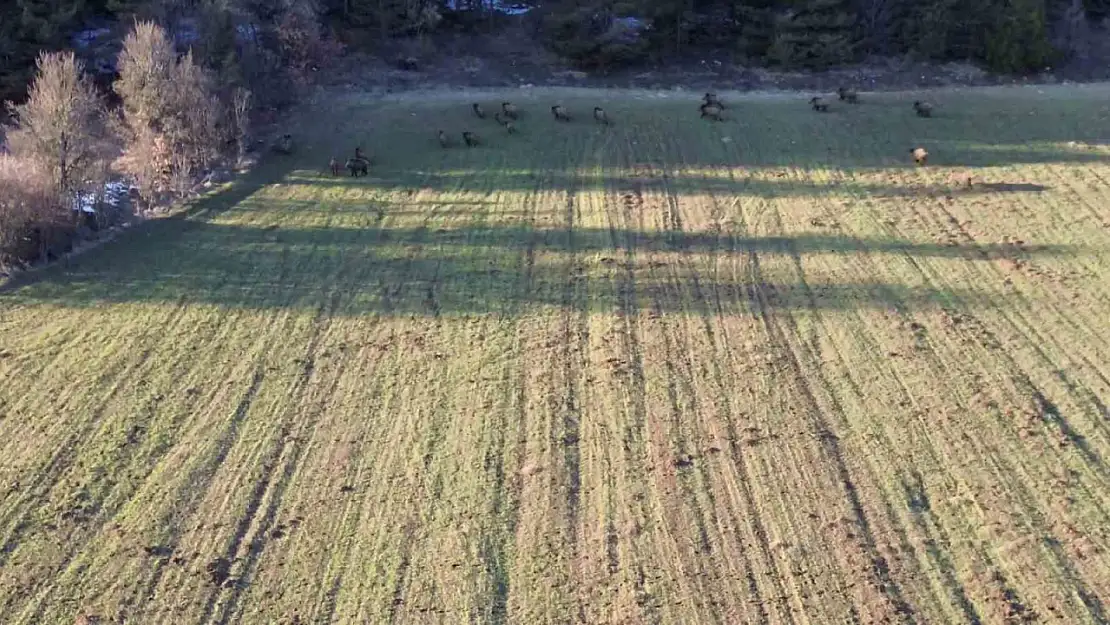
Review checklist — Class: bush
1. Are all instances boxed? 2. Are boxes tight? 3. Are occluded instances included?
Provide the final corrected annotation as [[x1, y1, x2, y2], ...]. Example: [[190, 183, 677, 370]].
[[0, 154, 72, 269]]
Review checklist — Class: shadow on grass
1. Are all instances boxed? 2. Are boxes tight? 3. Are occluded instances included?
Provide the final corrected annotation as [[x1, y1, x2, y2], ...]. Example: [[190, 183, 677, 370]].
[[282, 170, 1059, 198], [0, 116, 1091, 315], [3, 215, 1076, 316]]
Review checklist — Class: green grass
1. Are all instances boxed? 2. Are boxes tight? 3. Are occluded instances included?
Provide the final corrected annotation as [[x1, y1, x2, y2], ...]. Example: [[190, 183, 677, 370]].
[[2, 84, 1110, 624]]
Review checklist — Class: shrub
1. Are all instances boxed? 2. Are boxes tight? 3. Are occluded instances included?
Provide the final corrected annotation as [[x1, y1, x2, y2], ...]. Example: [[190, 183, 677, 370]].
[[0, 154, 71, 269]]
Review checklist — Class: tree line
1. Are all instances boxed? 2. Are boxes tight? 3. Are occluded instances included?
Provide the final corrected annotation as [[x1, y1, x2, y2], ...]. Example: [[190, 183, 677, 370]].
[[3, 0, 1109, 105]]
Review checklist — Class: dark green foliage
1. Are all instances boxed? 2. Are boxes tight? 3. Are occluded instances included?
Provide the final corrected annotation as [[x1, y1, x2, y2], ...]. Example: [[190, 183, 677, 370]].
[[766, 0, 858, 69], [538, 2, 650, 71], [735, 3, 778, 59], [0, 0, 88, 102], [0, 0, 1088, 113], [898, 0, 1057, 72], [982, 0, 1056, 72], [338, 0, 442, 36]]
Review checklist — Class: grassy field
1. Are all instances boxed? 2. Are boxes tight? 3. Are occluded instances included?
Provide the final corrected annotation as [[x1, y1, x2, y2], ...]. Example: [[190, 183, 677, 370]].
[[2, 83, 1110, 624]]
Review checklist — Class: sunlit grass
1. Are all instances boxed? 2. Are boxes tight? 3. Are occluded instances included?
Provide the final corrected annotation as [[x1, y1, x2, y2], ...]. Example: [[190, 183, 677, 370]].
[[1, 84, 1110, 624]]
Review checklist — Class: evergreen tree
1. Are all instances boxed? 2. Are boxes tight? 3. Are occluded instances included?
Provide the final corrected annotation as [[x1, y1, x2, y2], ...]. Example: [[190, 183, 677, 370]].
[[767, 0, 859, 69], [1, 0, 89, 102]]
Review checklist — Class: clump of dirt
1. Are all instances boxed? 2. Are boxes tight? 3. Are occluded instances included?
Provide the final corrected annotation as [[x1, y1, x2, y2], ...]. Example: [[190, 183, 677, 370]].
[[974, 569, 1039, 624], [808, 216, 840, 229], [143, 544, 173, 558], [738, 426, 778, 447], [206, 557, 232, 586], [672, 453, 694, 468], [1053, 519, 1103, 560]]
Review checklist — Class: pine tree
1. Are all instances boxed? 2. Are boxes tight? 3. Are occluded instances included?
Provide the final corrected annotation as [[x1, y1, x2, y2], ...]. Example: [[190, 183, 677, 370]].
[[767, 0, 859, 69], [1, 0, 88, 102]]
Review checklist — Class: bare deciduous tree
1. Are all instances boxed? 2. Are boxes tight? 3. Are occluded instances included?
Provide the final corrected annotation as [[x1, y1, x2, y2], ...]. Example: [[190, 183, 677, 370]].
[[115, 21, 224, 202], [166, 50, 222, 175], [231, 87, 252, 160], [5, 51, 105, 204], [115, 21, 177, 136]]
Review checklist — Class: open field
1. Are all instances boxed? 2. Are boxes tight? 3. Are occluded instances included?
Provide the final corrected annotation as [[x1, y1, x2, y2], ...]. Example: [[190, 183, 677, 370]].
[[3, 84, 1110, 624]]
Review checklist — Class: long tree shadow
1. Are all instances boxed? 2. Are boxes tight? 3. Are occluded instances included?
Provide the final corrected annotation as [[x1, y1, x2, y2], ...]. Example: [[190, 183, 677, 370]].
[[4, 218, 1073, 316], [100, 220, 1078, 259], [0, 150, 289, 296], [282, 170, 1061, 198]]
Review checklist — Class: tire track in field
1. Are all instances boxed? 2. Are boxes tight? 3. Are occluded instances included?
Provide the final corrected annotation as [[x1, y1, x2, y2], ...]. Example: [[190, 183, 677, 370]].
[[609, 163, 663, 623], [699, 163, 803, 625], [843, 300, 1090, 621], [926, 187, 1110, 417], [385, 518, 419, 624], [0, 295, 193, 613], [911, 172, 1110, 393], [746, 249, 918, 624], [304, 196, 419, 623], [465, 183, 534, 624], [560, 186, 584, 556], [897, 470, 985, 624], [851, 184, 1109, 621], [127, 361, 267, 620], [627, 155, 729, 622], [980, 451, 1110, 624], [770, 171, 975, 620], [369, 201, 458, 625], [0, 317, 114, 446], [792, 170, 1069, 621], [650, 163, 732, 623], [201, 278, 349, 624], [106, 310, 287, 620], [243, 210, 439, 623], [23, 342, 266, 622], [481, 357, 525, 625], [310, 341, 395, 625], [345, 377, 437, 622], [555, 179, 592, 624], [502, 176, 556, 623], [132, 204, 356, 623], [170, 226, 334, 620], [889, 188, 1110, 528], [717, 158, 857, 622], [841, 175, 1110, 477]]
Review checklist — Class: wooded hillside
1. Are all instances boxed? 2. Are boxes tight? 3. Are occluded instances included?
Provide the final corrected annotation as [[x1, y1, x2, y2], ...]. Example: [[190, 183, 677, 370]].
[[3, 0, 1110, 105]]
